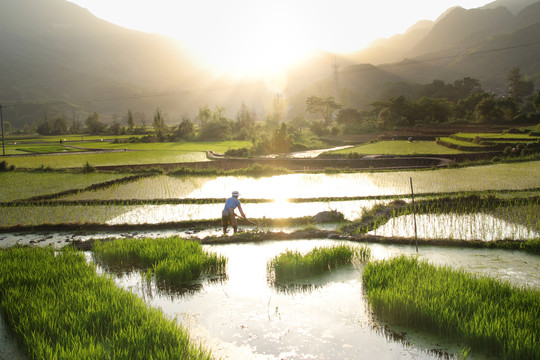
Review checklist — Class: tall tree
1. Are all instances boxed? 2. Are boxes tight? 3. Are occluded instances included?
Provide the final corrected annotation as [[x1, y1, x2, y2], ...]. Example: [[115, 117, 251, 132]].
[[197, 105, 212, 126], [268, 94, 287, 125], [85, 112, 107, 134], [153, 107, 166, 139], [126, 109, 134, 133], [174, 117, 195, 140], [533, 91, 540, 113], [236, 102, 255, 129], [507, 67, 534, 103], [305, 96, 341, 125], [475, 96, 503, 123]]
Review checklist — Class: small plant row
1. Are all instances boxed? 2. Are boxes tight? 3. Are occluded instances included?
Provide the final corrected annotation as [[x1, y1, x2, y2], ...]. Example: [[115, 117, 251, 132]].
[[0, 246, 213, 360], [169, 163, 291, 177], [362, 256, 540, 359], [450, 133, 540, 144], [0, 173, 154, 205], [341, 195, 540, 230], [92, 237, 227, 286], [267, 244, 371, 282], [6, 186, 540, 207], [436, 137, 498, 152]]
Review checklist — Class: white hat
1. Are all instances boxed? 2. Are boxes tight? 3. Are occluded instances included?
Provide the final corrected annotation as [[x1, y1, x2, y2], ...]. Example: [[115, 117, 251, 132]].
[[232, 191, 240, 197]]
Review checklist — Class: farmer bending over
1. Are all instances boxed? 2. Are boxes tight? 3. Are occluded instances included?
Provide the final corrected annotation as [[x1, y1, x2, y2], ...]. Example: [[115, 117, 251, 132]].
[[222, 190, 246, 234]]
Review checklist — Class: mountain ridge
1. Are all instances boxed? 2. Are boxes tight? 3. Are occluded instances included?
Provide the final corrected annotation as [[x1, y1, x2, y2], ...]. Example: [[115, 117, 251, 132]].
[[1, 0, 539, 128]]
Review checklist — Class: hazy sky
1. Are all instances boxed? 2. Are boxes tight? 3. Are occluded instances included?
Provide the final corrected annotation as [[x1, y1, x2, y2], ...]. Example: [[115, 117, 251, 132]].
[[67, 0, 493, 76]]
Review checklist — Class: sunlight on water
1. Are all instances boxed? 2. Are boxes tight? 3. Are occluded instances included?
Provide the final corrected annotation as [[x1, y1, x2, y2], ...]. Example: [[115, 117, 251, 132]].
[[369, 213, 540, 240], [185, 174, 395, 199], [62, 162, 540, 202], [104, 200, 384, 225], [100, 240, 540, 360]]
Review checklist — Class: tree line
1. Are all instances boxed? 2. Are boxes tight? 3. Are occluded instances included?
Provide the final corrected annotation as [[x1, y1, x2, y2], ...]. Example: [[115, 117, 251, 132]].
[[5, 67, 539, 156]]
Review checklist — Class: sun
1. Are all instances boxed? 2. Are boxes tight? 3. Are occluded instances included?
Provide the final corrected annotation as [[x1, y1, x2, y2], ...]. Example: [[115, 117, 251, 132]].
[[173, 3, 319, 78], [186, 27, 317, 79]]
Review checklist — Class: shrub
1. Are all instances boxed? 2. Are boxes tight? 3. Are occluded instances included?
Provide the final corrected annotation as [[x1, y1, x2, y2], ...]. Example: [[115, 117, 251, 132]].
[[0, 160, 14, 172], [82, 161, 96, 173]]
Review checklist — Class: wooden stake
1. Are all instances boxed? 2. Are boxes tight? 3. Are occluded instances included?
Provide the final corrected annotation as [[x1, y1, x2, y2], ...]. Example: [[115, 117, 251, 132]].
[[410, 177, 418, 253]]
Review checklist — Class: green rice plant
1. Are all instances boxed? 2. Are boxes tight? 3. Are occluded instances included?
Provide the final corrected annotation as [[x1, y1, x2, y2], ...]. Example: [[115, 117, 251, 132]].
[[268, 244, 370, 282], [0, 171, 129, 202], [363, 256, 540, 359], [0, 246, 213, 360], [328, 140, 467, 155], [92, 237, 227, 286]]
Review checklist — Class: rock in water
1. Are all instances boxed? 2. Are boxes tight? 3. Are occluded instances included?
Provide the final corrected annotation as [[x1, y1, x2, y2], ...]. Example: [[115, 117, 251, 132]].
[[313, 210, 345, 223]]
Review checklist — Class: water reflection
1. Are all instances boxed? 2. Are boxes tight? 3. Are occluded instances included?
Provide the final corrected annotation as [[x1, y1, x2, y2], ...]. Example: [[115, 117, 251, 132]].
[[58, 163, 540, 202], [179, 164, 539, 199], [100, 240, 540, 360], [104, 200, 384, 224]]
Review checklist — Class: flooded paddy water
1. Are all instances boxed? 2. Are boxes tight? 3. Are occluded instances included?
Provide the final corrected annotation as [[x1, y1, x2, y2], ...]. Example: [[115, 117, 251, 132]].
[[93, 239, 540, 360], [1, 162, 539, 359], [58, 162, 540, 201]]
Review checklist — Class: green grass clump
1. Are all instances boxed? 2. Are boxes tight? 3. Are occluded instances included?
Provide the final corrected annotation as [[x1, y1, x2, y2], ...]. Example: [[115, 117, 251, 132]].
[[362, 256, 540, 359], [92, 237, 227, 286], [0, 171, 130, 202], [268, 244, 370, 282], [329, 140, 466, 155], [0, 246, 213, 360]]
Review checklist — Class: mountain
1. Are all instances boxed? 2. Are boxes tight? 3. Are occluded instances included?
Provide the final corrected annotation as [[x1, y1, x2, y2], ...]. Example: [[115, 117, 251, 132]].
[[405, 6, 514, 59], [0, 0, 287, 127], [342, 0, 540, 99], [2, 0, 540, 129], [347, 20, 434, 65], [481, 0, 538, 14], [0, 0, 208, 125], [287, 63, 406, 114], [0, 0, 200, 97]]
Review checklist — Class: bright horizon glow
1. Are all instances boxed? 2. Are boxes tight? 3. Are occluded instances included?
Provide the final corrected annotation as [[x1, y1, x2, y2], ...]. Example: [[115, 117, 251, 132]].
[[67, 0, 492, 78]]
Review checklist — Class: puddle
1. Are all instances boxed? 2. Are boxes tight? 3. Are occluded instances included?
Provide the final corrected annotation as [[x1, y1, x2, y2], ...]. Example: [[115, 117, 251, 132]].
[[95, 240, 539, 359]]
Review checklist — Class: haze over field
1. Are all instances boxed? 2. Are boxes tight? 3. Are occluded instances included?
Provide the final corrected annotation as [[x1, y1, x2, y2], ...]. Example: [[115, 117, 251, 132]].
[[2, 0, 539, 124], [67, 0, 493, 77]]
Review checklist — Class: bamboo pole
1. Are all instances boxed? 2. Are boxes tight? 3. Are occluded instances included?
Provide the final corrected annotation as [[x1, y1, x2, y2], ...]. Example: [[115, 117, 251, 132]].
[[410, 177, 418, 253]]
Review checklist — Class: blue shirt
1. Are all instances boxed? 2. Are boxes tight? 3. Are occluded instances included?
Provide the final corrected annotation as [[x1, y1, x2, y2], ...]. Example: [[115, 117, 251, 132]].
[[222, 196, 241, 216]]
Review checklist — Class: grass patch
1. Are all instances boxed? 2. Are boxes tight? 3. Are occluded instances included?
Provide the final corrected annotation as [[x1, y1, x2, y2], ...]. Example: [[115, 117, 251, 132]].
[[13, 145, 87, 154], [328, 140, 467, 155], [92, 237, 227, 286], [267, 244, 370, 282], [169, 163, 290, 177], [362, 256, 540, 359], [0, 171, 131, 202], [0, 246, 213, 359], [80, 140, 251, 152], [5, 151, 209, 169]]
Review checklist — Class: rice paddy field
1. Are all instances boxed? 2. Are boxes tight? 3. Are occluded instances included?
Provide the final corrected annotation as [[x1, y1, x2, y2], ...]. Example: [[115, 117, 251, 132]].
[[2, 139, 250, 168], [1, 152, 540, 359], [329, 140, 467, 155], [89, 239, 540, 360], [0, 172, 134, 202]]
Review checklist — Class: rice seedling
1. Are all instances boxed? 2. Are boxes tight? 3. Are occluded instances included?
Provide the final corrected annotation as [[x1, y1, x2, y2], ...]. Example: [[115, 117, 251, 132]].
[[0, 171, 129, 202], [267, 244, 370, 282], [5, 140, 250, 169], [362, 256, 540, 359], [0, 246, 213, 360], [328, 140, 467, 155], [92, 237, 227, 286]]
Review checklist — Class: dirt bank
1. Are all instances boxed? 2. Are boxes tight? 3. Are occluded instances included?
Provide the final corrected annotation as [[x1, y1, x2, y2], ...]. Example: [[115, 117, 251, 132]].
[[93, 154, 454, 172]]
